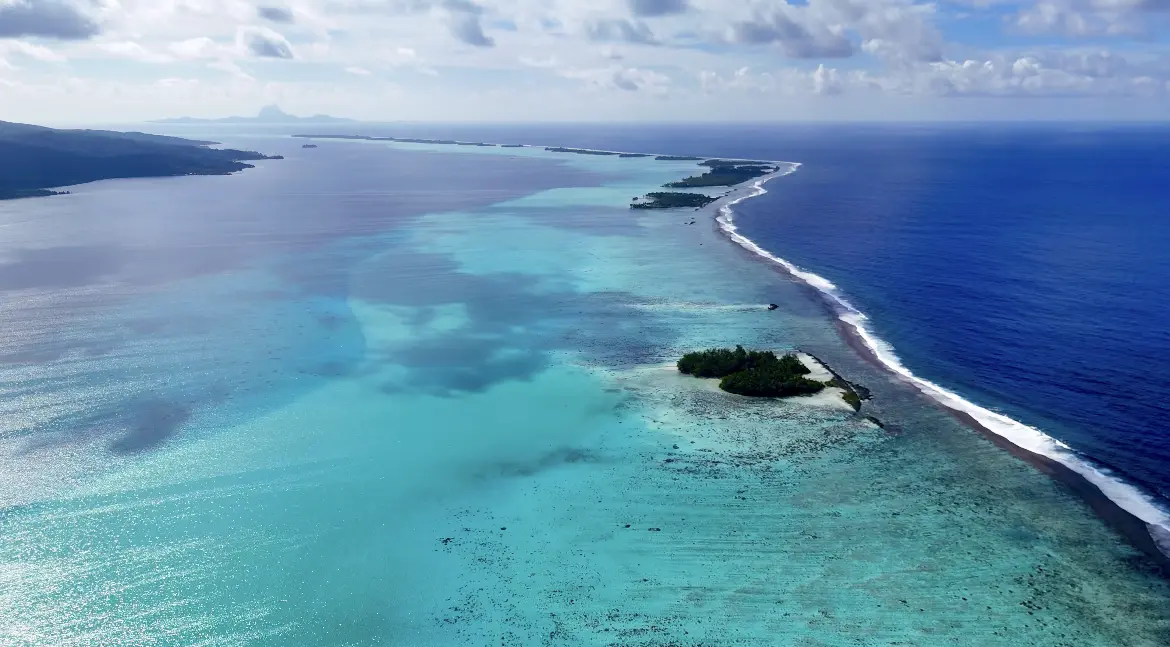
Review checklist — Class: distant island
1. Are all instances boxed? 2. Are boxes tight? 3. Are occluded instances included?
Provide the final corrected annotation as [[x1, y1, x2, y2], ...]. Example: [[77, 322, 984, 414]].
[[631, 192, 716, 210], [629, 159, 779, 209], [545, 147, 618, 156], [302, 144, 318, 149], [666, 160, 777, 188], [153, 105, 354, 125], [289, 135, 776, 212], [294, 134, 505, 147], [0, 120, 281, 200]]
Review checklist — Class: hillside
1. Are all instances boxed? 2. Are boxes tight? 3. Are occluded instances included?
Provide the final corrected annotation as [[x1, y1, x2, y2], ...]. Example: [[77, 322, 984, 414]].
[[0, 121, 281, 200]]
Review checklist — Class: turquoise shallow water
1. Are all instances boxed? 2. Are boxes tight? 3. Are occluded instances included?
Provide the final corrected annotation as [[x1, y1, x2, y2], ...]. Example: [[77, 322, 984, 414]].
[[0, 140, 1168, 646]]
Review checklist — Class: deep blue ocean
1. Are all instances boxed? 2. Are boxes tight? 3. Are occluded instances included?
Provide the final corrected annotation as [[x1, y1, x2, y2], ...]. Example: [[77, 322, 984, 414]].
[[340, 122, 1170, 504], [731, 125, 1170, 504]]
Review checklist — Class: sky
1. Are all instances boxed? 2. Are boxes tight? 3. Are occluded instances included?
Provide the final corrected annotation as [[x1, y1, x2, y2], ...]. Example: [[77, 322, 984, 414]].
[[0, 0, 1168, 124]]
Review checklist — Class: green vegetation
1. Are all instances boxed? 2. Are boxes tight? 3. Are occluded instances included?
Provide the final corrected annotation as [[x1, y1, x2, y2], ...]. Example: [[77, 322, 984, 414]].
[[678, 346, 826, 399], [631, 192, 716, 210], [656, 155, 703, 161], [0, 188, 66, 200], [679, 346, 780, 378], [842, 390, 863, 411], [619, 153, 651, 158], [702, 159, 772, 167], [1, 119, 280, 201], [665, 160, 777, 189]]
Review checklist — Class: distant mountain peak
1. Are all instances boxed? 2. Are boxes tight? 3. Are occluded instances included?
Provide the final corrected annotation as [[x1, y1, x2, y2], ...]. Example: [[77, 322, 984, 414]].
[[151, 107, 354, 125], [257, 105, 292, 120]]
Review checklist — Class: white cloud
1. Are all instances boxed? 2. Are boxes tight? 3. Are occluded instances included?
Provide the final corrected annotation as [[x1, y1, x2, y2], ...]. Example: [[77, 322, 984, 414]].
[[0, 40, 68, 63], [629, 0, 690, 17], [95, 41, 173, 63], [238, 26, 295, 59], [0, 0, 1166, 123], [726, 0, 944, 62], [559, 64, 672, 93], [168, 37, 222, 61], [1014, 0, 1170, 37], [0, 0, 100, 40]]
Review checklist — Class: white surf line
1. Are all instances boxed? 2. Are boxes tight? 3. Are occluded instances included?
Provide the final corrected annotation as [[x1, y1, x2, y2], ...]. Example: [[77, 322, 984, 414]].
[[714, 167, 1170, 549]]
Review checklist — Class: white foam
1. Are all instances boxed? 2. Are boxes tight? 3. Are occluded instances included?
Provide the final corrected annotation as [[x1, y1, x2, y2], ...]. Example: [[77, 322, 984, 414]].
[[1151, 523, 1170, 556], [715, 166, 1170, 551]]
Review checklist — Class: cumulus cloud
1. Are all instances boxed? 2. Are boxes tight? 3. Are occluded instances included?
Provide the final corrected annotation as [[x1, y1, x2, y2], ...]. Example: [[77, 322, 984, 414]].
[[96, 41, 172, 64], [812, 63, 843, 94], [857, 48, 1169, 97], [447, 11, 494, 46], [730, 0, 943, 62], [437, 0, 495, 47], [0, 0, 100, 40], [258, 5, 296, 24], [168, 37, 219, 60], [240, 27, 295, 59], [698, 65, 851, 96], [2, 0, 1167, 122], [629, 0, 690, 17], [0, 39, 66, 62], [1013, 0, 1169, 37], [585, 19, 658, 45], [560, 64, 671, 93], [731, 8, 853, 58]]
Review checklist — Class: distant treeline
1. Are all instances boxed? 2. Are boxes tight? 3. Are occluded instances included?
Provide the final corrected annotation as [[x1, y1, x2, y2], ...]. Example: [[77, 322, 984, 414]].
[[665, 160, 777, 189], [631, 192, 716, 210]]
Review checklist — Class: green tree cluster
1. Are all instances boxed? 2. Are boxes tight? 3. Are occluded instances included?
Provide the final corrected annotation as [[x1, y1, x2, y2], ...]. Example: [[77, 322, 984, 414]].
[[677, 346, 826, 398], [631, 192, 717, 210]]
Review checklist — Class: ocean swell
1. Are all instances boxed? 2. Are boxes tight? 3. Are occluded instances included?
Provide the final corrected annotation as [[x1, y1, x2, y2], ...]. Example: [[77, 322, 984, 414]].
[[715, 167, 1170, 554]]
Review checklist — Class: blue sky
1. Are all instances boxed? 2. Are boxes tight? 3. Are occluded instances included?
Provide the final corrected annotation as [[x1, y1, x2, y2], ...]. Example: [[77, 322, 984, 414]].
[[0, 0, 1168, 124]]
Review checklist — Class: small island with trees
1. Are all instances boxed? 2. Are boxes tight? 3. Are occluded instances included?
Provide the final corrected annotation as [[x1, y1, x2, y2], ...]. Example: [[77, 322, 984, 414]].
[[679, 347, 825, 398], [631, 192, 717, 210], [666, 159, 777, 188], [629, 158, 780, 210], [678, 346, 867, 410]]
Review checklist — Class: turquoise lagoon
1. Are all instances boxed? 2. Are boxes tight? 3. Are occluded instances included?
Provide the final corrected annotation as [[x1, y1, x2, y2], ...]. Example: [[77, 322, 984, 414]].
[[0, 139, 1168, 646]]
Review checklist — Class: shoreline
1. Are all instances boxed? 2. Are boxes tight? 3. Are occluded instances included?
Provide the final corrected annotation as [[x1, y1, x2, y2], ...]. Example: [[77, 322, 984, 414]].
[[705, 171, 1170, 572], [833, 318, 1170, 571]]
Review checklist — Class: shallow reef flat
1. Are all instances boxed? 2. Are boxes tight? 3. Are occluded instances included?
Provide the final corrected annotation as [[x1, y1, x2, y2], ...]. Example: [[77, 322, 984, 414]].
[[349, 143, 1170, 645], [0, 140, 1167, 646]]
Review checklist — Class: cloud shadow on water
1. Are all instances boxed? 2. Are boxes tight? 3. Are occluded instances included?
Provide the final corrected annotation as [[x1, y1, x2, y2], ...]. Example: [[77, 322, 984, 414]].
[[356, 251, 678, 396], [0, 245, 124, 292], [108, 399, 193, 455]]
